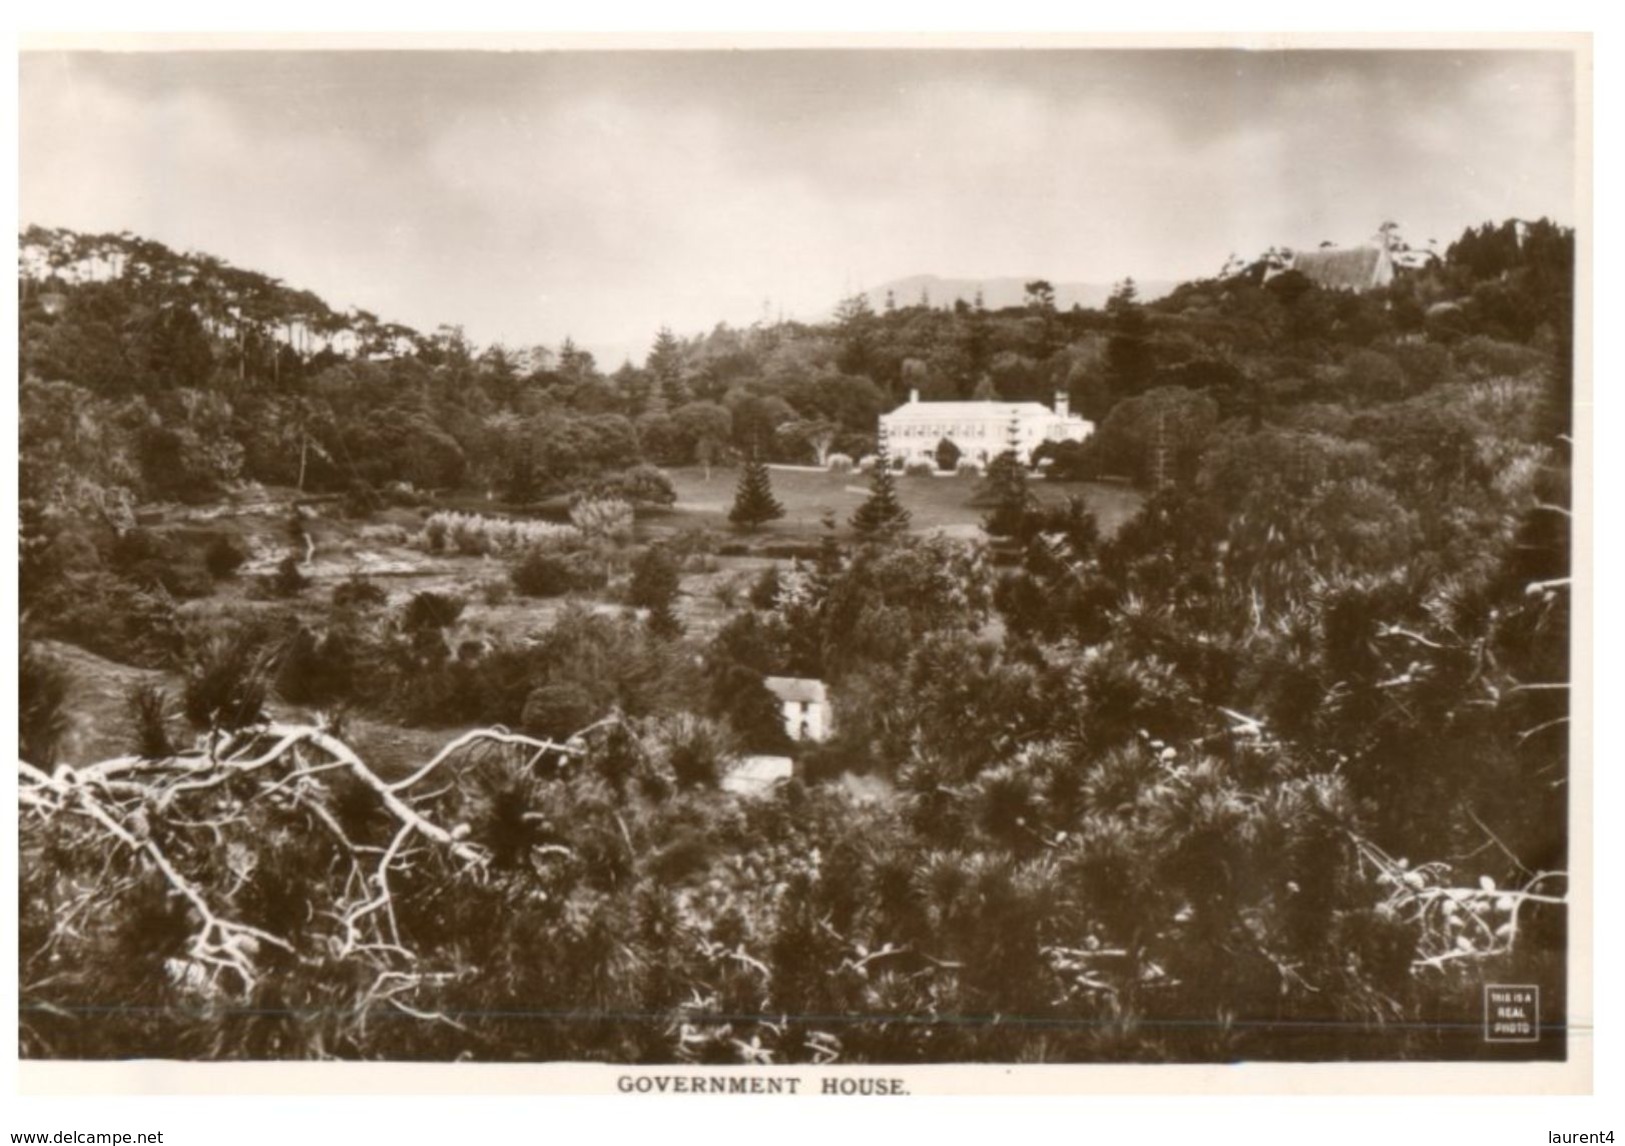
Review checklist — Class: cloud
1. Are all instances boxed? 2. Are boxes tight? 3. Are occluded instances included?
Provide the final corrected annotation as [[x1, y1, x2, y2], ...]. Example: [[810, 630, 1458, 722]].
[[19, 50, 1578, 357], [21, 56, 427, 320]]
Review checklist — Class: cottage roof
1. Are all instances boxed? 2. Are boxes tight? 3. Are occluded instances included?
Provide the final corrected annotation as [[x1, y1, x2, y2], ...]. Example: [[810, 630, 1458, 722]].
[[764, 676, 828, 705], [1290, 246, 1389, 292]]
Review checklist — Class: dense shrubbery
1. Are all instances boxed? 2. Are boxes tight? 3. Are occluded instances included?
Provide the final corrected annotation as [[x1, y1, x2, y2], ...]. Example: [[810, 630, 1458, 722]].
[[567, 496, 635, 542], [18, 707, 1563, 1063], [421, 510, 581, 557], [511, 549, 609, 598]]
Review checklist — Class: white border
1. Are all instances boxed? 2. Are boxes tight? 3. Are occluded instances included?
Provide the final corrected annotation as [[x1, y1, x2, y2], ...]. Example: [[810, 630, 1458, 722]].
[[5, 9, 1617, 1143]]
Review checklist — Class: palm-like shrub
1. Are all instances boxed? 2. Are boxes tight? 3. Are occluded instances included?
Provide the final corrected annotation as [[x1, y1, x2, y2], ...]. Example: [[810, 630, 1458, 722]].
[[651, 713, 734, 790], [125, 680, 176, 759], [182, 632, 272, 731]]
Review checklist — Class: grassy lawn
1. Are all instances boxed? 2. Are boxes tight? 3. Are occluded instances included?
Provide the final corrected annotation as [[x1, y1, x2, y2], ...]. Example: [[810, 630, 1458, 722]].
[[43, 470, 1144, 770], [658, 464, 1145, 539]]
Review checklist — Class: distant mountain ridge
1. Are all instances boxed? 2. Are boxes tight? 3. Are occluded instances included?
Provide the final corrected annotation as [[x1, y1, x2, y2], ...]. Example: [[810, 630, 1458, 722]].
[[854, 274, 1177, 315]]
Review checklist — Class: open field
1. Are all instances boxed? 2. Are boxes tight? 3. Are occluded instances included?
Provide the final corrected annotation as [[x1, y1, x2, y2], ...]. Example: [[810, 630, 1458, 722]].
[[49, 468, 1147, 772], [143, 466, 1147, 660], [657, 464, 1145, 539]]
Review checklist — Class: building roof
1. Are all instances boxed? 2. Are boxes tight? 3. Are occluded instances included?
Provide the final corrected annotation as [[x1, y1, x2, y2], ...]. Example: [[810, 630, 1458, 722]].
[[883, 399, 1055, 420], [1290, 246, 1390, 292], [721, 755, 794, 798], [764, 676, 828, 705]]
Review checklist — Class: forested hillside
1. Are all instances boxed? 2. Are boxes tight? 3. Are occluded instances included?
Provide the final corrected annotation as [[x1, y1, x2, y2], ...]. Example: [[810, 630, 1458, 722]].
[[18, 217, 1576, 1063]]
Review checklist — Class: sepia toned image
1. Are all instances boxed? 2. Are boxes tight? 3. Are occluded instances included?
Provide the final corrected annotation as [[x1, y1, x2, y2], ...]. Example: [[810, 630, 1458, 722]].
[[14, 38, 1586, 1085]]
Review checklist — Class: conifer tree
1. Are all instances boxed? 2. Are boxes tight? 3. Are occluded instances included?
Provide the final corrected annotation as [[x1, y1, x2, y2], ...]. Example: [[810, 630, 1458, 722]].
[[629, 544, 681, 610], [646, 597, 685, 640], [728, 456, 786, 532], [850, 449, 911, 536], [981, 449, 1034, 540]]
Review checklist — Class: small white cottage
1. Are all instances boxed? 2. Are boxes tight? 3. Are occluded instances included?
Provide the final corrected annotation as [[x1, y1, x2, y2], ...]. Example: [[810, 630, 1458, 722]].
[[764, 677, 831, 743]]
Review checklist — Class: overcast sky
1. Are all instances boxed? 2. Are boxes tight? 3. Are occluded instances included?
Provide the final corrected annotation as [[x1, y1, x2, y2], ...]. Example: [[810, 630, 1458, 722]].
[[19, 49, 1576, 364]]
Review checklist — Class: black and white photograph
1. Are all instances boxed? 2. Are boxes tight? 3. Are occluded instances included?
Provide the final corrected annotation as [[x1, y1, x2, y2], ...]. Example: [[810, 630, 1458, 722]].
[[13, 35, 1589, 1091]]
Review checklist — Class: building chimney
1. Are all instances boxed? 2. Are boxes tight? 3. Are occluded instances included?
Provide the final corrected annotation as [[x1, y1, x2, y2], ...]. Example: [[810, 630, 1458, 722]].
[[1055, 390, 1070, 419], [909, 388, 920, 404]]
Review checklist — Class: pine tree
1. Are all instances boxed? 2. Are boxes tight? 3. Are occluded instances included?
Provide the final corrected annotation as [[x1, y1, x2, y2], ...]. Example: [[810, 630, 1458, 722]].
[[647, 598, 685, 640], [850, 450, 911, 536], [814, 510, 843, 586], [981, 449, 1033, 540], [728, 457, 785, 532], [647, 326, 687, 408], [629, 545, 681, 610]]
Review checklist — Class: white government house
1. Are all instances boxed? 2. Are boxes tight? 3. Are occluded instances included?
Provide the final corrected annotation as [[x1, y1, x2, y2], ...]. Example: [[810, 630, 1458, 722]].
[[878, 389, 1094, 467]]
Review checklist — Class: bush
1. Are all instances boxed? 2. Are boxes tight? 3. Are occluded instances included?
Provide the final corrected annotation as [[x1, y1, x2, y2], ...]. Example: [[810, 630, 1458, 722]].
[[204, 535, 248, 579], [520, 682, 601, 740], [125, 680, 176, 759], [108, 527, 169, 572], [748, 566, 783, 609], [161, 562, 217, 600], [257, 554, 309, 599], [511, 550, 608, 598], [646, 600, 684, 640], [709, 661, 792, 753], [568, 496, 635, 543], [343, 480, 383, 519], [112, 529, 214, 600], [277, 626, 356, 707], [711, 575, 745, 610], [1453, 334, 1548, 382], [182, 632, 271, 731], [333, 574, 389, 611], [421, 510, 581, 557], [20, 643, 72, 766], [401, 591, 465, 633], [628, 546, 681, 611], [956, 459, 983, 477], [664, 528, 716, 560], [381, 480, 423, 508], [653, 713, 734, 790], [480, 579, 513, 606], [904, 459, 937, 477], [585, 464, 677, 508], [826, 453, 854, 474]]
